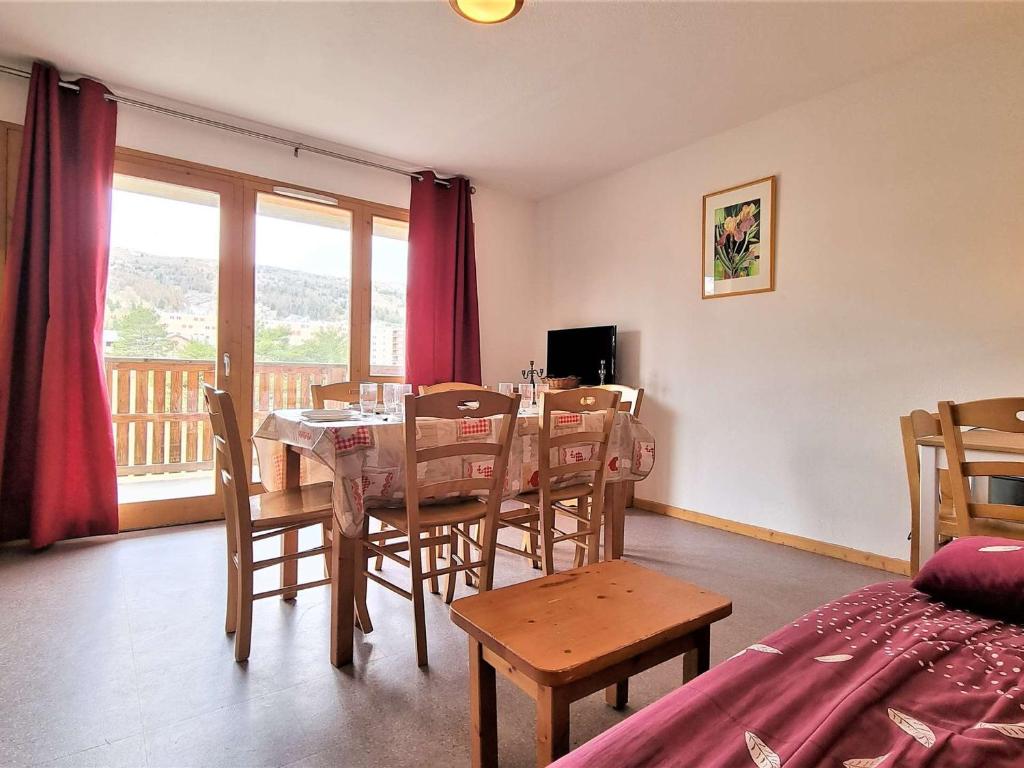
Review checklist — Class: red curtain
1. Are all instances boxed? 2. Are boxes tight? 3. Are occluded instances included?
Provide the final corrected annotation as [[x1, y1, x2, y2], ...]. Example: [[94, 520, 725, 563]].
[[0, 63, 119, 547], [405, 171, 481, 388]]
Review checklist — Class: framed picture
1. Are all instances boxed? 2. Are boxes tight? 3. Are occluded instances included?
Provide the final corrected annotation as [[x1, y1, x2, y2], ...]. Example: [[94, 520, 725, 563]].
[[702, 175, 776, 299]]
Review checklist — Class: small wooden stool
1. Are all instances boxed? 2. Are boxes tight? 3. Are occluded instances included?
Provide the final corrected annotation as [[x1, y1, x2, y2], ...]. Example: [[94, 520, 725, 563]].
[[450, 560, 732, 767]]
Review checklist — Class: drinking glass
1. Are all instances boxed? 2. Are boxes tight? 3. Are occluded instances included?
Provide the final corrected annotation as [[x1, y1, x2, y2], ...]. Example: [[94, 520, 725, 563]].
[[383, 382, 402, 415], [518, 383, 535, 408], [359, 382, 379, 415], [497, 382, 514, 397]]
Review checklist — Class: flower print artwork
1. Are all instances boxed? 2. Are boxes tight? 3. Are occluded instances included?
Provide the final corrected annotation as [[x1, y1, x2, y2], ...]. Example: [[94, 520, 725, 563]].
[[702, 176, 776, 298], [715, 199, 761, 279]]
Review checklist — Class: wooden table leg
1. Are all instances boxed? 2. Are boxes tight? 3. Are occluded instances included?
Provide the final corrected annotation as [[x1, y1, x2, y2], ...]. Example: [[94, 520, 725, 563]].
[[469, 639, 498, 768], [604, 680, 628, 710], [602, 481, 627, 561], [281, 447, 301, 600], [330, 515, 356, 668], [683, 626, 711, 683], [536, 686, 570, 767]]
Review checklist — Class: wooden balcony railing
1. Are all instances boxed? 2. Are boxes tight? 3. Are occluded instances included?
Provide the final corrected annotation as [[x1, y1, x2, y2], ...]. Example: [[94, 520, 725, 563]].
[[105, 357, 347, 477]]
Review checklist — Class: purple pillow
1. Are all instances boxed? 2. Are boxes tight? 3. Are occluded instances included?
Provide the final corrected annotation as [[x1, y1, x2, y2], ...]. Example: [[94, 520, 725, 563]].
[[913, 536, 1024, 620]]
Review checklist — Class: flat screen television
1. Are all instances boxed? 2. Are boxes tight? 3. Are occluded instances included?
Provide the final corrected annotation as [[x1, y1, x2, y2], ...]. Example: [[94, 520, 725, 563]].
[[546, 325, 616, 385]]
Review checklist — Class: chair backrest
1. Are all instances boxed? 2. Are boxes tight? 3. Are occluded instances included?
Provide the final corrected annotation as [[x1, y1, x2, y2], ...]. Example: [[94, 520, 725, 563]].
[[310, 381, 361, 409], [900, 409, 941, 574], [938, 398, 1024, 537], [418, 381, 489, 396], [596, 384, 644, 417], [900, 409, 941, 528], [537, 387, 620, 498], [415, 382, 487, 397], [403, 390, 521, 532], [203, 384, 253, 556]]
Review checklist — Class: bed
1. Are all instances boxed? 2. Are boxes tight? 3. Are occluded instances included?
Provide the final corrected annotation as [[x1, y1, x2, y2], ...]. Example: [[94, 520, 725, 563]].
[[552, 579, 1024, 767]]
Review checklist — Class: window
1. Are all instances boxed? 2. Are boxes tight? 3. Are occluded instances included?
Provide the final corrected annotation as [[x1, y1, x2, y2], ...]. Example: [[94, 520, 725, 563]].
[[370, 216, 409, 377]]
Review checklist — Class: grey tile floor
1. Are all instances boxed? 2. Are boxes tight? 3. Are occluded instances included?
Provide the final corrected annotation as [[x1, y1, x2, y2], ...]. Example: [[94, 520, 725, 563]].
[[0, 509, 893, 767]]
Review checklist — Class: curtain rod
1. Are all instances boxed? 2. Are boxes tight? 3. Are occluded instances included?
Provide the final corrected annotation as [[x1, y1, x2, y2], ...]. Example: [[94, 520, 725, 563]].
[[0, 63, 466, 190]]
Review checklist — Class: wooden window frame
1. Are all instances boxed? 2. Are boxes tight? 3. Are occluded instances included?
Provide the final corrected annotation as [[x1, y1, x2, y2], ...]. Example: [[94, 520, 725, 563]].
[[115, 146, 410, 388], [242, 178, 409, 387]]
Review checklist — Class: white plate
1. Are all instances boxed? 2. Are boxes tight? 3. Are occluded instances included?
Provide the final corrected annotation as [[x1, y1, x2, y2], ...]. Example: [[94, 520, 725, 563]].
[[300, 409, 359, 422]]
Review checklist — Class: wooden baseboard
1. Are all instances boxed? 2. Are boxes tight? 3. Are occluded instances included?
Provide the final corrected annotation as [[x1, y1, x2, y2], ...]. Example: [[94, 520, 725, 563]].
[[634, 498, 911, 576]]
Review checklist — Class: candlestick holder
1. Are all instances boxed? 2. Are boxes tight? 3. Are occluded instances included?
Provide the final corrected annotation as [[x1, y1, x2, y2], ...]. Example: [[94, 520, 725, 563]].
[[521, 360, 544, 406]]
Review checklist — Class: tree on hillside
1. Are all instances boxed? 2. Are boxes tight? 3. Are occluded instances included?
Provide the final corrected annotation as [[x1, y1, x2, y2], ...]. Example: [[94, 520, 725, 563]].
[[180, 338, 217, 360], [255, 325, 293, 362], [110, 305, 174, 357], [292, 328, 348, 364]]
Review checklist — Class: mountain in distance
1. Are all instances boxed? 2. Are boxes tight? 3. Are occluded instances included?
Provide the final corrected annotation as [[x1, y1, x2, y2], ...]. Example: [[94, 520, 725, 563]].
[[106, 247, 404, 326]]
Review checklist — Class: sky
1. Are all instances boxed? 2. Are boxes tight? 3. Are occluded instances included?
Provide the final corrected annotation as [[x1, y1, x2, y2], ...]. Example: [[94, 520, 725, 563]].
[[109, 187, 408, 284]]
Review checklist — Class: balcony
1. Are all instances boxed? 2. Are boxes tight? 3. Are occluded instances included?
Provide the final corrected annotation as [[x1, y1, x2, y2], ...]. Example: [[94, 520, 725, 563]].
[[106, 357, 348, 502]]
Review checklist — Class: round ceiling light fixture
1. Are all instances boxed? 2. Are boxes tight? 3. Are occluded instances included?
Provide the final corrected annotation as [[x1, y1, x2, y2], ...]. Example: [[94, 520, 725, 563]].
[[449, 0, 523, 24]]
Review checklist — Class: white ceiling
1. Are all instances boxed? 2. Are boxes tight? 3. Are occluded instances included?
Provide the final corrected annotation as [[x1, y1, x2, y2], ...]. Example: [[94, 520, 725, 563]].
[[0, 1, 1020, 199]]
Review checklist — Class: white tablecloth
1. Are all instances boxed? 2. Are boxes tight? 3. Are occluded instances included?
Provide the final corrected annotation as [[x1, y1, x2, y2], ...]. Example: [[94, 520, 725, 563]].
[[253, 409, 655, 537]]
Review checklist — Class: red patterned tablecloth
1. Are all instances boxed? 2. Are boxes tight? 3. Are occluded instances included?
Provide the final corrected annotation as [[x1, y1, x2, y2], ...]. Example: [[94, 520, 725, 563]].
[[253, 409, 655, 538]]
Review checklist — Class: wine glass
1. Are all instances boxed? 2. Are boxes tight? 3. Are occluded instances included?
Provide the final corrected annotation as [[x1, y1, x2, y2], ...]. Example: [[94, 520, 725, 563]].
[[498, 382, 514, 397]]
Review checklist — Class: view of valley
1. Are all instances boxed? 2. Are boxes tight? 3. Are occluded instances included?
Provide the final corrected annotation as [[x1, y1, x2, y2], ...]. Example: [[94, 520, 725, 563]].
[[104, 247, 406, 368]]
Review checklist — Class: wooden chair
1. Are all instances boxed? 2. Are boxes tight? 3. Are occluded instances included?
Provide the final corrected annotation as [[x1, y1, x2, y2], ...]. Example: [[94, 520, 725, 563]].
[[203, 384, 335, 662], [900, 409, 958, 574], [418, 381, 489, 395], [597, 384, 644, 417], [499, 387, 620, 575], [597, 384, 644, 505], [361, 389, 520, 666], [938, 398, 1024, 539], [310, 381, 361, 408]]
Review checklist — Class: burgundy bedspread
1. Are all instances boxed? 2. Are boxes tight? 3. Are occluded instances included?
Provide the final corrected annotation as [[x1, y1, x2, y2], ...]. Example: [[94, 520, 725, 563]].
[[553, 581, 1024, 767]]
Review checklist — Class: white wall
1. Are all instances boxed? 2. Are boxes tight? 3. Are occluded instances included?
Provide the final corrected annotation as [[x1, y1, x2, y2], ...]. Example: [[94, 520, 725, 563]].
[[0, 74, 538, 385], [535, 29, 1024, 561]]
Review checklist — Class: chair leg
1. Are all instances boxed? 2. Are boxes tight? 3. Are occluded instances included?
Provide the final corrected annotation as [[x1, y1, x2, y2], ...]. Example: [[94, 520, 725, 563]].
[[281, 528, 299, 601], [355, 518, 373, 633], [322, 521, 333, 579], [409, 528, 429, 667], [540, 502, 556, 575], [374, 521, 387, 571], [234, 562, 254, 663], [521, 518, 542, 570], [225, 550, 238, 634], [479, 517, 500, 592], [444, 526, 459, 604], [572, 495, 589, 569], [465, 523, 480, 587], [427, 527, 440, 595], [586, 496, 601, 566]]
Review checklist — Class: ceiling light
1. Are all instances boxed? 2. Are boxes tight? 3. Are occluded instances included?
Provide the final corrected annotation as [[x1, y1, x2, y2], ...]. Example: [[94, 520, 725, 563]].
[[449, 0, 523, 24]]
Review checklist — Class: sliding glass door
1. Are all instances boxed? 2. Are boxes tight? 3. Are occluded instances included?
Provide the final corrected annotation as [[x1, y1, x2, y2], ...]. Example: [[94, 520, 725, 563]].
[[96, 151, 409, 530], [106, 159, 241, 529]]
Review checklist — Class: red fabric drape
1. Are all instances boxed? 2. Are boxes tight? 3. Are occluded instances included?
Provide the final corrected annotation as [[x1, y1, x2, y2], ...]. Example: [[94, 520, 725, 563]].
[[0, 63, 119, 547], [405, 171, 481, 389]]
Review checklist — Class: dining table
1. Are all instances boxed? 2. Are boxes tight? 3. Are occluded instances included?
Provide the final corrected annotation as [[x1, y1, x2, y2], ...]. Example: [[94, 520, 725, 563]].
[[252, 405, 657, 667]]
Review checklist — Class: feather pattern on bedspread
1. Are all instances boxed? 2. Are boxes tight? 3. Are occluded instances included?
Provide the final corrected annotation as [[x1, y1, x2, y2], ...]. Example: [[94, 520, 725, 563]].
[[552, 581, 1024, 767]]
